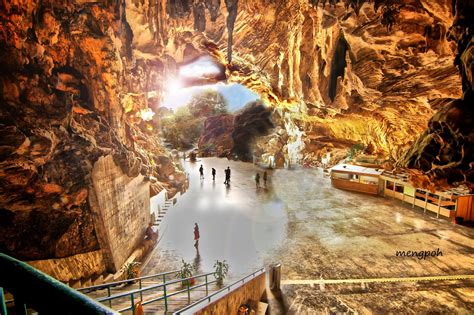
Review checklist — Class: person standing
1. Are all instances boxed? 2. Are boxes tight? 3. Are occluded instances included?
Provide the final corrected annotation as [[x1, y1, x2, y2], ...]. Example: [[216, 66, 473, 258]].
[[224, 167, 230, 185], [212, 168, 216, 181], [263, 171, 268, 187], [194, 223, 200, 248], [199, 165, 204, 179], [255, 172, 260, 188]]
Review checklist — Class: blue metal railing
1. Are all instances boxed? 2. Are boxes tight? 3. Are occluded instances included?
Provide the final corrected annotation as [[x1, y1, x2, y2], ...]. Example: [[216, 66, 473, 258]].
[[95, 272, 217, 313], [0, 253, 118, 315], [78, 269, 179, 307], [173, 267, 266, 314]]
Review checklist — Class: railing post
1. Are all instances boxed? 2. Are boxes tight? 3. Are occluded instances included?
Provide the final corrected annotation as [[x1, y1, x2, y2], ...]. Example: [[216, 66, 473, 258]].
[[205, 275, 208, 296], [163, 274, 166, 284], [130, 293, 135, 313], [1, 287, 7, 315], [187, 281, 191, 304], [139, 279, 143, 301], [14, 295, 27, 315], [163, 284, 168, 312], [107, 287, 112, 308]]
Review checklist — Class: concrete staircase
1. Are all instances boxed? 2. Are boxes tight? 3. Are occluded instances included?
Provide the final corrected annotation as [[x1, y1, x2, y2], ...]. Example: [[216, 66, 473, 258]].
[[153, 197, 176, 228]]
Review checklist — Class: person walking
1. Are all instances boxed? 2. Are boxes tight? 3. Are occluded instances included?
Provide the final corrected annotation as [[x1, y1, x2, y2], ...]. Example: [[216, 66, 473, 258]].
[[263, 171, 267, 187], [212, 168, 216, 181], [194, 223, 200, 248], [224, 167, 231, 185], [199, 165, 204, 179], [255, 172, 260, 188]]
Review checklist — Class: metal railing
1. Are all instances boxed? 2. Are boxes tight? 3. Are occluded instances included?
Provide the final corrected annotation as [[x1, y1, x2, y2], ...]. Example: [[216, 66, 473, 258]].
[[173, 267, 266, 314], [78, 269, 179, 307], [0, 253, 118, 315], [96, 272, 217, 313]]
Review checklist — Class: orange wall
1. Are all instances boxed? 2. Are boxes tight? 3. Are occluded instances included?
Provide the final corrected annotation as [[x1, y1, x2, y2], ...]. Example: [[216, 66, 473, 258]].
[[457, 196, 474, 221]]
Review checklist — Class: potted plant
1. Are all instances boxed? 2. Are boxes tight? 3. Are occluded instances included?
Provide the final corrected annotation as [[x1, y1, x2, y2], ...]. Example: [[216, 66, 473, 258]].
[[123, 261, 141, 284], [213, 260, 229, 286], [176, 259, 195, 287]]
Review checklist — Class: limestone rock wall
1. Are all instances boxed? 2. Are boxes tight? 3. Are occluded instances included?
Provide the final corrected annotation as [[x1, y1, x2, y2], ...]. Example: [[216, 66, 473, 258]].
[[0, 0, 184, 271], [89, 155, 151, 272], [398, 0, 473, 190], [126, 0, 466, 187]]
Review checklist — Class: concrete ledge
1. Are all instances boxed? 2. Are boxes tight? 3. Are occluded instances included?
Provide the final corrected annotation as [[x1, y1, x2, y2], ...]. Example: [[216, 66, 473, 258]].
[[195, 273, 266, 314], [27, 250, 107, 283]]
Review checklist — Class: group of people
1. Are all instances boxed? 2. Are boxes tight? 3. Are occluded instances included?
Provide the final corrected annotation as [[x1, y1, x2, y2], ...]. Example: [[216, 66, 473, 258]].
[[255, 171, 268, 188], [199, 165, 232, 185]]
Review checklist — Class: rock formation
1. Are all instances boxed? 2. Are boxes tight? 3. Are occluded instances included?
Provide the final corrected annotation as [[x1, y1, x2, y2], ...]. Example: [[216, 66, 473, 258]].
[[0, 0, 184, 271], [0, 0, 472, 279], [399, 0, 473, 190]]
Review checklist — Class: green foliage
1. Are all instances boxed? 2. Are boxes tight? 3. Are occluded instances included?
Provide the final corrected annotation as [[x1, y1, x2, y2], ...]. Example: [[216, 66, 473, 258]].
[[176, 259, 195, 286], [123, 261, 141, 280], [188, 89, 228, 118], [161, 89, 228, 150], [213, 260, 229, 285], [348, 143, 365, 160]]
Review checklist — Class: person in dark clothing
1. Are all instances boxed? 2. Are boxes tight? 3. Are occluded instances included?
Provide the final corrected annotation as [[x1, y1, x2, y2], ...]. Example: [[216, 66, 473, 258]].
[[255, 172, 260, 188], [224, 167, 231, 185], [199, 165, 204, 179], [212, 168, 216, 181], [145, 222, 156, 240], [194, 223, 200, 248]]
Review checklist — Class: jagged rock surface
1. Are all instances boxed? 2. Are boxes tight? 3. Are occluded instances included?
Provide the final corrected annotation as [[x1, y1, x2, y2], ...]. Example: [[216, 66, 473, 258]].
[[399, 0, 473, 190], [0, 0, 472, 265], [0, 0, 184, 261], [126, 0, 467, 188]]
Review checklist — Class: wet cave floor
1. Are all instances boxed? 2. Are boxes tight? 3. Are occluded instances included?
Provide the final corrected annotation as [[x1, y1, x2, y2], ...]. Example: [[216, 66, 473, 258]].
[[142, 158, 474, 313]]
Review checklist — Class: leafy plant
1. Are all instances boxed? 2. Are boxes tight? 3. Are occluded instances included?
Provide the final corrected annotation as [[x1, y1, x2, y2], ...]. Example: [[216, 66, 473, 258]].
[[213, 260, 229, 286], [176, 259, 195, 286], [123, 261, 141, 280]]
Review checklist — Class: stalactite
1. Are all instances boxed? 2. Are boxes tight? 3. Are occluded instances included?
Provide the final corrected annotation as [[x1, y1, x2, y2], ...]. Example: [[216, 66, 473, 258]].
[[205, 0, 220, 22], [193, 0, 206, 32], [224, 0, 238, 63], [166, 0, 191, 19]]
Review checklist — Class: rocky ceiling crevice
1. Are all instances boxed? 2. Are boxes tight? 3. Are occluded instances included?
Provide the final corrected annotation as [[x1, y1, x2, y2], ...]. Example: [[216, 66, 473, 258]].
[[0, 0, 472, 262], [127, 0, 469, 188]]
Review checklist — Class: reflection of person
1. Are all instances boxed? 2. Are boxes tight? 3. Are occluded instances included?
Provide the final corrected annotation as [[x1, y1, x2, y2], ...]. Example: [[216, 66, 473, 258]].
[[194, 223, 200, 248], [255, 172, 260, 188]]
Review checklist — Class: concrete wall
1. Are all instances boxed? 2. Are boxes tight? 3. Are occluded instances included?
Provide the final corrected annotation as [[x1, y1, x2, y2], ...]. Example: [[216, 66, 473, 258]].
[[195, 273, 266, 315], [89, 155, 151, 272], [27, 250, 106, 282]]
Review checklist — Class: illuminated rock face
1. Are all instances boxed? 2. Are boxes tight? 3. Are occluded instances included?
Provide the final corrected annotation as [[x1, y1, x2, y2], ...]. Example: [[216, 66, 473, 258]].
[[0, 0, 184, 268], [0, 0, 471, 278], [128, 0, 467, 185]]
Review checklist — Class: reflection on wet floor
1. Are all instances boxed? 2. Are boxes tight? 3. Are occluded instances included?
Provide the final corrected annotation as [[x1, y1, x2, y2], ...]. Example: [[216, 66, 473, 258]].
[[142, 157, 287, 278]]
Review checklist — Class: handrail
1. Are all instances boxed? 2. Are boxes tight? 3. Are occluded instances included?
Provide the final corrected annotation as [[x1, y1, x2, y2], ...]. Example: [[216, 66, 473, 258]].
[[97, 272, 216, 302], [78, 269, 180, 292], [0, 253, 118, 315], [174, 267, 266, 314], [95, 271, 217, 313], [117, 279, 219, 312]]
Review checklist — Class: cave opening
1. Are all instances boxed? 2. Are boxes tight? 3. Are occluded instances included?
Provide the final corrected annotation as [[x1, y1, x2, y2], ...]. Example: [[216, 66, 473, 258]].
[[159, 81, 263, 157]]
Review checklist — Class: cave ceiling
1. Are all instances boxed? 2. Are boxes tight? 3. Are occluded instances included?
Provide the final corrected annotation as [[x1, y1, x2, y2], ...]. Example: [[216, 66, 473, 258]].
[[0, 0, 472, 260]]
